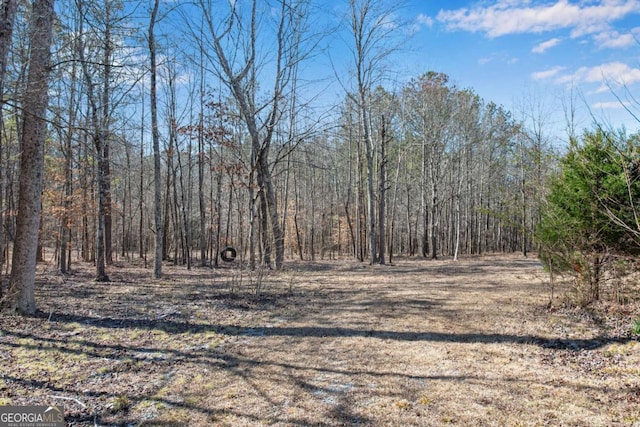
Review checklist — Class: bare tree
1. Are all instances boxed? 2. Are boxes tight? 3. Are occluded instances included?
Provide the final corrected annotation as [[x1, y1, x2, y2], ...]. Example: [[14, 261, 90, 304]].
[[404, 72, 455, 259], [2, 0, 54, 314], [346, 0, 401, 264], [517, 89, 555, 254], [77, 2, 109, 281], [191, 0, 311, 269], [451, 90, 480, 260]]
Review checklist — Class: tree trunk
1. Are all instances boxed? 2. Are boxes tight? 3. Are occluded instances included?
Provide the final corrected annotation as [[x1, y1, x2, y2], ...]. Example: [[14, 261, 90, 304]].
[[60, 98, 75, 273], [101, 4, 113, 267], [259, 190, 271, 267], [95, 139, 110, 281], [198, 136, 207, 266], [355, 122, 364, 261], [430, 180, 438, 260], [213, 167, 222, 268], [0, 0, 18, 292], [2, 0, 54, 314], [149, 0, 162, 278], [198, 67, 207, 266], [80, 131, 91, 262], [520, 139, 528, 257], [361, 97, 377, 264], [293, 166, 304, 260], [377, 115, 387, 264], [421, 138, 428, 258], [388, 150, 403, 264], [139, 84, 145, 261], [345, 118, 356, 258]]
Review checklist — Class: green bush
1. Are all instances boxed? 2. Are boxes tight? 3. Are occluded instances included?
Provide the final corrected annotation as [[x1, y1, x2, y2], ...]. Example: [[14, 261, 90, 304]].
[[537, 129, 640, 305]]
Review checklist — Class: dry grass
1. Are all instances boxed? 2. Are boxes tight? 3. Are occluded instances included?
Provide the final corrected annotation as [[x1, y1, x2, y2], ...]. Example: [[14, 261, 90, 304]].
[[1, 254, 639, 426]]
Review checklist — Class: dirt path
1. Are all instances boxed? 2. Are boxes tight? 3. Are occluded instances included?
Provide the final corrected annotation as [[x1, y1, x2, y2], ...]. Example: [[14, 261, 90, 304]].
[[1, 255, 638, 426]]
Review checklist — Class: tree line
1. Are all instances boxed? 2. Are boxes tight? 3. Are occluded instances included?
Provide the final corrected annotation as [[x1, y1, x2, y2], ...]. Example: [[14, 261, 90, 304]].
[[0, 0, 580, 314]]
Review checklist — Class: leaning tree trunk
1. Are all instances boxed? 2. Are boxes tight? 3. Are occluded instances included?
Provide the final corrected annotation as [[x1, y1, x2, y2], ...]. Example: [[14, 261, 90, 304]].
[[2, 0, 54, 314]]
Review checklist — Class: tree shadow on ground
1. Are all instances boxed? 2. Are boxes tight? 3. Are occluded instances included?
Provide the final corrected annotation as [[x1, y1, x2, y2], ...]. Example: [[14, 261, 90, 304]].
[[2, 318, 630, 426], [17, 310, 635, 351]]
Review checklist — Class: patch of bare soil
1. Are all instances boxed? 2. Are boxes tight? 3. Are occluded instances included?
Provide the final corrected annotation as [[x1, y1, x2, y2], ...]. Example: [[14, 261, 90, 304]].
[[1, 254, 639, 426]]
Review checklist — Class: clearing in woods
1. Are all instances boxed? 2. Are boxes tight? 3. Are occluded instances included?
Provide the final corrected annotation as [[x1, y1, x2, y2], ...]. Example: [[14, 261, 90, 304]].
[[0, 254, 639, 426]]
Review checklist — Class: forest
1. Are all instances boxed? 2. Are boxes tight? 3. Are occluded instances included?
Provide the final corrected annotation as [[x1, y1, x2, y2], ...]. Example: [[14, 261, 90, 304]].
[[0, 0, 569, 313], [1, 0, 640, 424]]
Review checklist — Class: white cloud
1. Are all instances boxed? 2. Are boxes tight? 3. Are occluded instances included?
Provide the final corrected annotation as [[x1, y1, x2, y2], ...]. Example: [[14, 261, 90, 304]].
[[408, 13, 434, 34], [417, 13, 434, 28], [594, 27, 640, 48], [380, 13, 399, 31], [555, 62, 640, 91], [477, 52, 518, 65], [532, 37, 561, 53], [592, 100, 632, 109], [436, 0, 640, 38], [532, 65, 566, 80]]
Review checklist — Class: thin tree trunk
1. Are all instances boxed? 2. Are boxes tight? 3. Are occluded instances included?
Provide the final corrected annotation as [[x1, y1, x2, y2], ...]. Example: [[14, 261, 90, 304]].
[[101, 5, 113, 267], [81, 130, 91, 262], [259, 190, 271, 266], [293, 165, 303, 260], [95, 138, 110, 281], [430, 179, 438, 260], [378, 115, 387, 264], [198, 57, 207, 266], [362, 102, 376, 264], [149, 0, 162, 278], [77, 0, 109, 281], [248, 178, 256, 270], [345, 118, 356, 258], [389, 151, 403, 264], [521, 139, 528, 257], [213, 158, 223, 268], [59, 42, 78, 273], [60, 109, 74, 273], [355, 122, 365, 262], [421, 138, 428, 258], [124, 141, 132, 260], [281, 147, 291, 256], [139, 83, 145, 261], [170, 74, 190, 268]]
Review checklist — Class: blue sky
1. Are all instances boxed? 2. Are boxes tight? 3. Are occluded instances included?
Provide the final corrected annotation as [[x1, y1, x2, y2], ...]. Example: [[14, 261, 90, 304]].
[[145, 0, 640, 143], [322, 0, 640, 142], [414, 0, 640, 138]]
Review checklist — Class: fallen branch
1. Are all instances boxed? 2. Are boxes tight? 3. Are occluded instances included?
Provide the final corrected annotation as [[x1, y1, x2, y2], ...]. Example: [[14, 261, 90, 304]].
[[51, 395, 87, 408], [155, 309, 179, 320]]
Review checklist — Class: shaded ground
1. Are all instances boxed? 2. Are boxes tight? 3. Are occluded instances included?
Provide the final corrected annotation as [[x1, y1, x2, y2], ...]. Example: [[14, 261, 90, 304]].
[[1, 254, 639, 426]]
